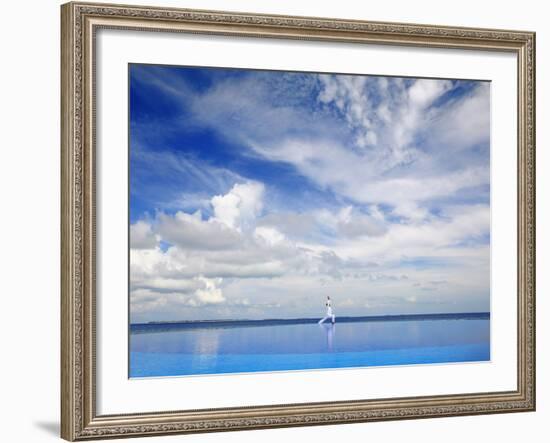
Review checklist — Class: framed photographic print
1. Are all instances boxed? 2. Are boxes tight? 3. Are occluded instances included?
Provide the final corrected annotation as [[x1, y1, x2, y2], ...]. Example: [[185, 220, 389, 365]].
[[61, 1, 536, 440]]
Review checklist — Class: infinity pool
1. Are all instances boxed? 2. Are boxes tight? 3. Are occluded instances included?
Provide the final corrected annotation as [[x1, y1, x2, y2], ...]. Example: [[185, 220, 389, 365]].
[[129, 315, 490, 378]]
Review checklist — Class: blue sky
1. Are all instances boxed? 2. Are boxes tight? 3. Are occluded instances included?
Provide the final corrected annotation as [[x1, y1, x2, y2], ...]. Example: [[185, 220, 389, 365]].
[[129, 64, 490, 323]]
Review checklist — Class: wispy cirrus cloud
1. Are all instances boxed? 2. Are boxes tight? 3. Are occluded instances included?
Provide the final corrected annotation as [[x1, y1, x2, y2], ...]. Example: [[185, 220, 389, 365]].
[[172, 72, 490, 211]]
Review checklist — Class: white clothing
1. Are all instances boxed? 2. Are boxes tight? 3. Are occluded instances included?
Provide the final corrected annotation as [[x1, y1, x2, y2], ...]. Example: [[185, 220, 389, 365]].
[[319, 299, 335, 324], [326, 299, 333, 316]]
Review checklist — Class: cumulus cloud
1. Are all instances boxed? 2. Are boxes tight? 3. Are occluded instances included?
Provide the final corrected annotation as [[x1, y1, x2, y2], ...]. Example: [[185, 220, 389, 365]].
[[130, 220, 158, 249], [131, 182, 408, 319], [130, 276, 226, 314], [157, 210, 242, 250], [211, 181, 264, 230], [131, 184, 333, 318], [194, 277, 225, 304], [130, 178, 489, 321]]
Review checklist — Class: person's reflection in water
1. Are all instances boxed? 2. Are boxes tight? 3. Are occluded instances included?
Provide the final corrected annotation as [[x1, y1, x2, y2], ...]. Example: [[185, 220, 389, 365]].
[[319, 323, 335, 351]]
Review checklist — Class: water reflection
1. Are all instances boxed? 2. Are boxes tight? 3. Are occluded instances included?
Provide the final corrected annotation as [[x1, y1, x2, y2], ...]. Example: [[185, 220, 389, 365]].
[[192, 329, 221, 370], [319, 323, 335, 351], [130, 318, 491, 377], [131, 318, 490, 355]]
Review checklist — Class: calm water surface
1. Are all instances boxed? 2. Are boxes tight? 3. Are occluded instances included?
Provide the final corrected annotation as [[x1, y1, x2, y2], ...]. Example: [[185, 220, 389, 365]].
[[130, 317, 490, 377]]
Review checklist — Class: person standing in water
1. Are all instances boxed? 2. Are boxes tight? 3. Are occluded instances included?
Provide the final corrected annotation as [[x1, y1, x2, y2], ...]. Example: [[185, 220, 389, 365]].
[[318, 296, 336, 324]]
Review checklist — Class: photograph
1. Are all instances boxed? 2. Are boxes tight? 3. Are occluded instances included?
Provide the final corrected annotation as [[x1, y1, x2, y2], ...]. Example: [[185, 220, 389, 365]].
[[57, 2, 536, 439], [128, 64, 491, 378]]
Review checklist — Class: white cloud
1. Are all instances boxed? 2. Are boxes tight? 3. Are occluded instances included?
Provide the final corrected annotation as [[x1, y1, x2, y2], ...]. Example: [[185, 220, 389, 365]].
[[391, 202, 430, 223], [350, 167, 488, 206], [408, 78, 452, 108], [317, 76, 453, 167], [131, 276, 203, 294], [130, 276, 226, 314], [251, 137, 487, 209], [130, 182, 490, 321], [427, 83, 490, 152], [130, 220, 157, 249], [131, 183, 319, 283], [243, 77, 487, 210], [301, 205, 388, 239], [157, 210, 242, 251], [211, 181, 264, 230], [332, 204, 490, 263], [258, 212, 316, 238], [194, 276, 225, 304], [336, 206, 387, 238], [254, 226, 286, 246]]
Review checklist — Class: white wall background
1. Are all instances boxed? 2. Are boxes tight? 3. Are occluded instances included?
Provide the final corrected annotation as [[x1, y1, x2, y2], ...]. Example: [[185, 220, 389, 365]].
[[0, 0, 546, 442]]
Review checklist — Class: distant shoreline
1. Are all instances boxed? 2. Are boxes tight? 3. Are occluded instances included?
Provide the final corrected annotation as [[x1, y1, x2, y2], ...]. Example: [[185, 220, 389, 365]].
[[130, 312, 490, 334]]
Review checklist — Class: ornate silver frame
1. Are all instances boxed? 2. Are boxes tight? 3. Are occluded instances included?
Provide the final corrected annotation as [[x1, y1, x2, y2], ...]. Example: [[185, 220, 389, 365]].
[[61, 2, 536, 440]]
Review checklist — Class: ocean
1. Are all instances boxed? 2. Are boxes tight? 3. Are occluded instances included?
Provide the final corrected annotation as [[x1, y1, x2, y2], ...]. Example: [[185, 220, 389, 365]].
[[129, 313, 490, 378]]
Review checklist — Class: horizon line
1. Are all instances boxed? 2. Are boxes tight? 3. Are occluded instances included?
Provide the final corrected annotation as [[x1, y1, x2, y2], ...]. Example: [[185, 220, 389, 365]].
[[131, 311, 490, 327]]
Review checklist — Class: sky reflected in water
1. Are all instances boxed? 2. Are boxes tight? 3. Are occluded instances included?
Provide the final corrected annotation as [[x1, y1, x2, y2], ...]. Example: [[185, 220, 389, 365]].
[[130, 318, 490, 377]]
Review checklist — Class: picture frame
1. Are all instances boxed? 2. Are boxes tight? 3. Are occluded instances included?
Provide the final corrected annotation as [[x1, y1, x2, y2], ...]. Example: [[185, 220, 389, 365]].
[[61, 1, 536, 440]]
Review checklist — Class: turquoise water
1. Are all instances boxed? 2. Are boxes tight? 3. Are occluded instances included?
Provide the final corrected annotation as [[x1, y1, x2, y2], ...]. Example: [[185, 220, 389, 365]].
[[129, 316, 490, 378]]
